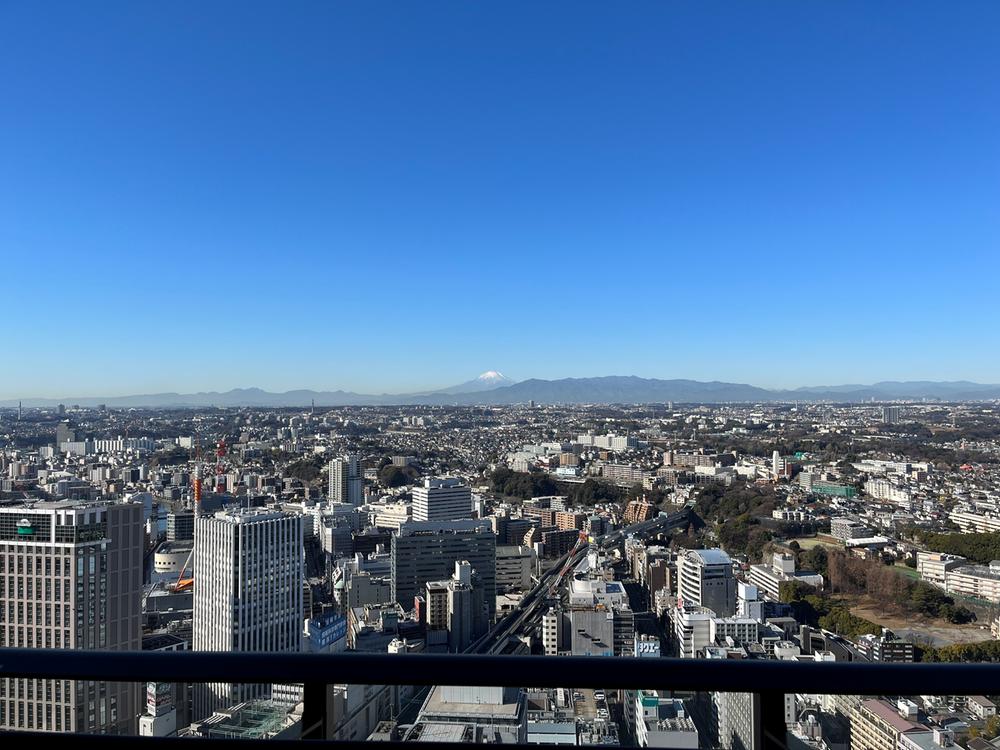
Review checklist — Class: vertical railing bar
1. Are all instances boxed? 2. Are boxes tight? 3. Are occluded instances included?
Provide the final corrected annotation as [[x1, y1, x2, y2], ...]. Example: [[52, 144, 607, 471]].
[[760, 690, 788, 750], [301, 681, 327, 740]]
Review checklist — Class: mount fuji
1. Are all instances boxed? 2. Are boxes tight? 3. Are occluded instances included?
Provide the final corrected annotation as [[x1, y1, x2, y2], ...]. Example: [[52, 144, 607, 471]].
[[435, 371, 518, 395]]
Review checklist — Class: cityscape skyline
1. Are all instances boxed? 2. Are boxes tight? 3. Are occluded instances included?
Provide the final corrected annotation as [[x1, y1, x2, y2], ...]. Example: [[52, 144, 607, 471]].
[[5, 396, 1000, 741], [3, 2, 1000, 396]]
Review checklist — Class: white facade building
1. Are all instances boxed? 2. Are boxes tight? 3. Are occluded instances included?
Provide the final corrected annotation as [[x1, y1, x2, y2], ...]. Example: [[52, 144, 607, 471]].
[[193, 509, 304, 720], [412, 478, 473, 523], [673, 605, 714, 658], [677, 549, 736, 617]]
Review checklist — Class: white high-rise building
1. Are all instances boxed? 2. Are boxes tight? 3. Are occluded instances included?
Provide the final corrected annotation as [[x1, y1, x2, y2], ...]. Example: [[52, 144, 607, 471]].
[[328, 455, 363, 506], [412, 477, 473, 522], [677, 549, 736, 617], [193, 508, 304, 720]]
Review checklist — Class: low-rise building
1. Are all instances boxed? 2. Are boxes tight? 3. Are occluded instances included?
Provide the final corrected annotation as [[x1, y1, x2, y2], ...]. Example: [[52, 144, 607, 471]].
[[634, 692, 698, 748], [748, 553, 823, 600], [851, 698, 927, 750], [855, 630, 915, 663]]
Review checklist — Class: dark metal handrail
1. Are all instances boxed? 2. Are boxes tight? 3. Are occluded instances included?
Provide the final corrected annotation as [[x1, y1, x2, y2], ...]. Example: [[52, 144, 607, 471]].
[[1, 647, 998, 694], [2, 648, 999, 749]]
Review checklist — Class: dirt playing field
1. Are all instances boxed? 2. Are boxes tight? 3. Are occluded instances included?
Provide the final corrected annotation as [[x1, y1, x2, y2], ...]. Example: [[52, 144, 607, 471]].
[[850, 602, 995, 647], [787, 536, 841, 550]]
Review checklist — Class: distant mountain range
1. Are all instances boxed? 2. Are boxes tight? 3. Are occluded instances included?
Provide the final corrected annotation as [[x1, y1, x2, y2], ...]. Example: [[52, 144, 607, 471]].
[[434, 370, 516, 395], [3, 374, 1000, 408]]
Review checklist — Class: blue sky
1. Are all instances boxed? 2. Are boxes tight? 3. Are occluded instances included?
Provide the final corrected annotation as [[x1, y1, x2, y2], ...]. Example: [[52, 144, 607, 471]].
[[2, 2, 998, 398]]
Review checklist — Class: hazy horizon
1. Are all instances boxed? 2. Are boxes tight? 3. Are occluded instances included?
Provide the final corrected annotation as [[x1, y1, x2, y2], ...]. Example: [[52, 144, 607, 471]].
[[4, 373, 1000, 404]]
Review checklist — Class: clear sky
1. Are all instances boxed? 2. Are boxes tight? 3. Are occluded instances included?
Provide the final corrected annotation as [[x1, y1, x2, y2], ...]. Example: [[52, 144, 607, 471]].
[[2, 2, 998, 398]]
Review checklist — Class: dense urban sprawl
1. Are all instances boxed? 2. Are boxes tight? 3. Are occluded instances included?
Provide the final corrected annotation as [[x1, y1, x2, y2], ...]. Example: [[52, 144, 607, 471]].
[[3, 399, 1000, 747]]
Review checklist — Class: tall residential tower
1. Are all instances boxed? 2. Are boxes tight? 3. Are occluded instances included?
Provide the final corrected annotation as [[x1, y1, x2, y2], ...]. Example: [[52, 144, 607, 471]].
[[328, 456, 363, 506]]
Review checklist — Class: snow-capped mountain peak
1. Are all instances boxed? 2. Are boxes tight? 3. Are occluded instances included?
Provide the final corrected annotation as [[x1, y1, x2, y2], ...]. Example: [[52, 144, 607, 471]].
[[436, 370, 517, 395]]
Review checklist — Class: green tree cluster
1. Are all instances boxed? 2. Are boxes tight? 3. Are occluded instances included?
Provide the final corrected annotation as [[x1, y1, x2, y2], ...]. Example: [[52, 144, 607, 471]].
[[695, 484, 776, 521], [565, 478, 624, 506], [920, 640, 1000, 663], [285, 456, 325, 483], [797, 545, 829, 577], [779, 585, 882, 640], [489, 468, 560, 501], [378, 464, 420, 488], [826, 548, 975, 624], [914, 530, 1000, 566], [695, 485, 779, 563], [717, 514, 773, 563]]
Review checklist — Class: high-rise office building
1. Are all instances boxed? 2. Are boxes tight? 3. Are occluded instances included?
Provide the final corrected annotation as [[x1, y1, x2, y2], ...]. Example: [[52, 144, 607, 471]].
[[677, 549, 736, 617], [391, 520, 496, 618], [0, 500, 143, 734], [328, 456, 363, 506], [411, 478, 473, 523], [193, 508, 304, 720], [882, 406, 902, 424]]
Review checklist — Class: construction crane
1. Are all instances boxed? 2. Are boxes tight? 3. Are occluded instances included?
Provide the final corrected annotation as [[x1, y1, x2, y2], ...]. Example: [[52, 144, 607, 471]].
[[172, 546, 194, 592], [192, 463, 203, 509], [215, 437, 227, 494], [175, 437, 202, 593], [191, 438, 203, 511], [548, 531, 590, 595]]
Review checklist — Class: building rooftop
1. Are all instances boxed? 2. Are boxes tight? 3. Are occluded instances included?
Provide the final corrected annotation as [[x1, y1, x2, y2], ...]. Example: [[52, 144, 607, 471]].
[[142, 633, 187, 651], [421, 686, 523, 720], [862, 699, 925, 734], [689, 549, 732, 566], [157, 540, 194, 553], [186, 700, 299, 740], [955, 564, 1000, 582], [405, 722, 475, 743]]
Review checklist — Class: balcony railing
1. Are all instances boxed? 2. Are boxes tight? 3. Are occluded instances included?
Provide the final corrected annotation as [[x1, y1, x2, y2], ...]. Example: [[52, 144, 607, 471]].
[[2, 648, 999, 749]]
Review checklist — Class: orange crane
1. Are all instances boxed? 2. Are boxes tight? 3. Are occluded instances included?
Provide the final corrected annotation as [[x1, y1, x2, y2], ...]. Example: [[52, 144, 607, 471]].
[[173, 546, 194, 592]]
